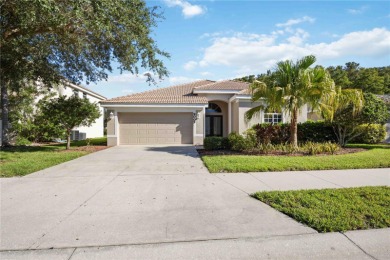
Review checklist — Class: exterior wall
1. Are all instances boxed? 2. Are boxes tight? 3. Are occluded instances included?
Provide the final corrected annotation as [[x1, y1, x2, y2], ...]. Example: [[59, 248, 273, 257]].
[[237, 101, 262, 134], [231, 101, 239, 133], [281, 105, 308, 124], [194, 108, 204, 145]]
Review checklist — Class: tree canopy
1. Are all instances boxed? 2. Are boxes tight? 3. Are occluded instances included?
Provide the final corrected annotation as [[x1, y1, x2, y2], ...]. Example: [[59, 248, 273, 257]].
[[1, 0, 169, 146]]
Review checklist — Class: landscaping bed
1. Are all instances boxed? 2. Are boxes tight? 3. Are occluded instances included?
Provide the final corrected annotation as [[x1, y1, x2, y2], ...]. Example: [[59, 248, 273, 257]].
[[200, 144, 390, 173], [198, 147, 364, 157], [0, 137, 107, 177], [252, 186, 390, 232]]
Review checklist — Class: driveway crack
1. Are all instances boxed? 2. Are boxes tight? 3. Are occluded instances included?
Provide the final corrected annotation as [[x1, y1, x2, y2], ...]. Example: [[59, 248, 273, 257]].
[[340, 232, 378, 260]]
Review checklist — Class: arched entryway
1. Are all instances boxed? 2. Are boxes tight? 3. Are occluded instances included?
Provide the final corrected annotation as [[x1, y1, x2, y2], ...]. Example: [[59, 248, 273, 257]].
[[205, 101, 227, 137]]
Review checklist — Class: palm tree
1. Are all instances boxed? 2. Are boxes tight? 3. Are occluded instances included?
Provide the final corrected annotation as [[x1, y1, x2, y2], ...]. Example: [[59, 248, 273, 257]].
[[245, 55, 336, 147]]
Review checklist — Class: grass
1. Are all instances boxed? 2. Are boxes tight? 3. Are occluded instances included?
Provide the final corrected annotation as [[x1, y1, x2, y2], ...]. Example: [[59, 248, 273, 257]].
[[0, 137, 107, 178], [201, 144, 390, 173], [252, 186, 390, 232]]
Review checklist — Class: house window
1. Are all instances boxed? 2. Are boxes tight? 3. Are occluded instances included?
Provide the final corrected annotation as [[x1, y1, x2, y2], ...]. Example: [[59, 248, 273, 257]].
[[264, 113, 282, 124], [206, 102, 222, 113], [73, 89, 79, 97], [83, 92, 87, 99]]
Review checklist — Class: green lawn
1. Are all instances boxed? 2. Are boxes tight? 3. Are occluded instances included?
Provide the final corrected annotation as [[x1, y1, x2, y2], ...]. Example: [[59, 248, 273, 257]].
[[201, 144, 390, 173], [0, 137, 107, 178], [252, 186, 390, 232]]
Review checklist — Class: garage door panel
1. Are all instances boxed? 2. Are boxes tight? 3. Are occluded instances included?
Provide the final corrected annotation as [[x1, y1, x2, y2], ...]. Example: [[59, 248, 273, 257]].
[[119, 112, 193, 145]]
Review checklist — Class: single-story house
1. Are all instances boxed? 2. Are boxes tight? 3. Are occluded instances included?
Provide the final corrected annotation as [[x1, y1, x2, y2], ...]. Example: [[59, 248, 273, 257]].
[[101, 80, 308, 146]]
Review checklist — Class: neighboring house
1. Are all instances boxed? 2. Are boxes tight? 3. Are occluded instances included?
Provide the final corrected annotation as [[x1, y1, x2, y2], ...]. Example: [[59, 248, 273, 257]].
[[0, 81, 106, 144], [101, 80, 308, 146]]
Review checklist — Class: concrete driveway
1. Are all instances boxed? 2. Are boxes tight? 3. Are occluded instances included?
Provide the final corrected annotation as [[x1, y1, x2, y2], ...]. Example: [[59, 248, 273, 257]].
[[1, 145, 315, 251]]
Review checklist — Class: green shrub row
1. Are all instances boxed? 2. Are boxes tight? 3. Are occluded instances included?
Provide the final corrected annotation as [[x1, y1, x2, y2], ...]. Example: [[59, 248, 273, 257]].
[[203, 122, 386, 151], [252, 121, 337, 144]]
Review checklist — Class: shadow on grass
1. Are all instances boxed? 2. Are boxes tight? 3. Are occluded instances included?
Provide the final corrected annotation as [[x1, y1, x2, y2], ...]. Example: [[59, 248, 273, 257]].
[[52, 137, 107, 147], [1, 145, 60, 153], [346, 143, 390, 150], [1, 138, 107, 153]]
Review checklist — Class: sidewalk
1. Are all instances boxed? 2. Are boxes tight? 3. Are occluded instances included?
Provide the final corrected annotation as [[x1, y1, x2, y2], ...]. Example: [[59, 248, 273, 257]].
[[214, 168, 390, 194], [1, 228, 389, 260]]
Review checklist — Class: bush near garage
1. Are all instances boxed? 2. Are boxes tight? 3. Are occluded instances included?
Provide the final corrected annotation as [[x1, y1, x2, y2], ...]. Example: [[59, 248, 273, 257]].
[[203, 136, 230, 150]]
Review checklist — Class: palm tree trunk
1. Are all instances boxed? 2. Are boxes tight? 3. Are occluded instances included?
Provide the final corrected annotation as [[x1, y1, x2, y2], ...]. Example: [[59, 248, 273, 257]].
[[1, 80, 10, 147], [290, 108, 298, 147]]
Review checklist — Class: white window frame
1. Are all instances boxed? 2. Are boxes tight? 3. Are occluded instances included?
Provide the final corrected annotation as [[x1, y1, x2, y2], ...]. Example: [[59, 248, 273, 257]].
[[263, 113, 282, 124]]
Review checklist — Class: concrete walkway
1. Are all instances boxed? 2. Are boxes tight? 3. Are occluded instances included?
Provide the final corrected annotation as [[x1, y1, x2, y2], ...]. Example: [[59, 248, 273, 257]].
[[215, 168, 390, 194], [1, 145, 389, 259]]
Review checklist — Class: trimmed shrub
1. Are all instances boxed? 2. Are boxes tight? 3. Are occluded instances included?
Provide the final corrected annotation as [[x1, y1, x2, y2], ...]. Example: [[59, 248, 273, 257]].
[[352, 124, 386, 144], [203, 136, 226, 150], [297, 121, 337, 143], [252, 123, 289, 144], [228, 131, 256, 151]]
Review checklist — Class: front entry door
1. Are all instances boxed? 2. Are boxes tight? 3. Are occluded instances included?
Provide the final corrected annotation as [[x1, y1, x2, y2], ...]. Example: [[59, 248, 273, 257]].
[[206, 115, 222, 137]]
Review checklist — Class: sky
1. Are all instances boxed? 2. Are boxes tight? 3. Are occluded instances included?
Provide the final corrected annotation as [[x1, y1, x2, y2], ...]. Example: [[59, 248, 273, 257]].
[[88, 0, 390, 99]]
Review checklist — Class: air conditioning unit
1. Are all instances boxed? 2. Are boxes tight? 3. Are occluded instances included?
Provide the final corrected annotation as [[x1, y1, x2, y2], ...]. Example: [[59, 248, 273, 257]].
[[70, 130, 79, 141], [79, 132, 87, 141]]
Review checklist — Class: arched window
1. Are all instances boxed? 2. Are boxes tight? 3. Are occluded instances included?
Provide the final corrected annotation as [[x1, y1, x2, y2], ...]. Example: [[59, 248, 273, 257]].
[[206, 102, 222, 113]]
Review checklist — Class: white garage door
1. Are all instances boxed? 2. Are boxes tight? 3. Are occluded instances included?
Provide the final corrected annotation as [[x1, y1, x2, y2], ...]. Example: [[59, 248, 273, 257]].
[[118, 112, 193, 145]]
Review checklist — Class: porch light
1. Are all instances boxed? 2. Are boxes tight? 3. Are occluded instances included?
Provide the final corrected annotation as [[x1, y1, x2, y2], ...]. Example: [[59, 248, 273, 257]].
[[193, 112, 199, 123]]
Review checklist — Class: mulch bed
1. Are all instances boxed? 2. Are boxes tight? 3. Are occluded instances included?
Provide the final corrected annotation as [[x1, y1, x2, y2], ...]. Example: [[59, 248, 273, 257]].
[[197, 147, 366, 157], [59, 146, 108, 153]]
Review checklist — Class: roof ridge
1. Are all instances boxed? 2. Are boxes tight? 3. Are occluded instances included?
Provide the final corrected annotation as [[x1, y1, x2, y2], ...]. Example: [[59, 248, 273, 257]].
[[105, 79, 214, 101]]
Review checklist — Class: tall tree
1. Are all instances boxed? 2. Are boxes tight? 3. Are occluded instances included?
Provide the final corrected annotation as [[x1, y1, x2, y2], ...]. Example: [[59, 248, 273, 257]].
[[246, 55, 335, 147], [1, 0, 169, 146]]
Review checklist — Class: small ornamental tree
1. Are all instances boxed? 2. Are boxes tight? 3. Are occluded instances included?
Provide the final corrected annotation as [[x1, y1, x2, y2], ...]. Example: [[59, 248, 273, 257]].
[[330, 93, 389, 146], [40, 96, 101, 149]]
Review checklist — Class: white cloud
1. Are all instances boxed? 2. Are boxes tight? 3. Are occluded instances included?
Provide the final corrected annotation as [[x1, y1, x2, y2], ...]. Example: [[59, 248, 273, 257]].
[[121, 89, 134, 94], [103, 73, 150, 84], [191, 27, 390, 75], [348, 6, 368, 14], [164, 0, 205, 18], [276, 16, 315, 28], [168, 76, 200, 85], [184, 60, 198, 70], [200, 71, 212, 76]]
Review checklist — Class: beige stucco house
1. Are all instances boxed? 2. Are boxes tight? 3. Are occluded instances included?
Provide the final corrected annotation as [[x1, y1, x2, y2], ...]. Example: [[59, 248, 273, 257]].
[[101, 80, 308, 146]]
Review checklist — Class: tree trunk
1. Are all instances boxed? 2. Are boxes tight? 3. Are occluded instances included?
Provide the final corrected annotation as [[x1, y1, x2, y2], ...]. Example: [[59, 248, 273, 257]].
[[1, 80, 10, 147], [289, 108, 298, 147], [66, 131, 71, 150]]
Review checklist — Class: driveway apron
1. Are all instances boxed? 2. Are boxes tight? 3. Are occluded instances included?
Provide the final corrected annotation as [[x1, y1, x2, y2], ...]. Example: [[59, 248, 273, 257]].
[[0, 145, 314, 250]]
